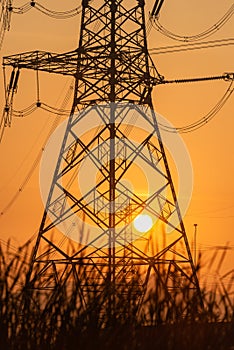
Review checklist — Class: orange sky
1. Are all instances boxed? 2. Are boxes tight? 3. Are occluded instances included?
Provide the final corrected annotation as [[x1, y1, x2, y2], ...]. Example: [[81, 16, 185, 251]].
[[0, 0, 233, 289]]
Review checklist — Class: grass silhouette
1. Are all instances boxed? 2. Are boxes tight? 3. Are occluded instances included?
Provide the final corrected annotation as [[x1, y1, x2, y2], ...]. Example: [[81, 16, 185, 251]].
[[0, 240, 233, 350]]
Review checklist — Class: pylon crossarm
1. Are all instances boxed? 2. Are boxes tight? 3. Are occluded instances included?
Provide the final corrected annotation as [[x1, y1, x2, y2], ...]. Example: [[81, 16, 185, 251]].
[[3, 50, 78, 76]]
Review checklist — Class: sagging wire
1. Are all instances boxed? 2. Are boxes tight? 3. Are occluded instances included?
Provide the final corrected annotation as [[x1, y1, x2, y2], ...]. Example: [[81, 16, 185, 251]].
[[9, 1, 82, 19], [12, 102, 71, 118], [0, 149, 44, 215], [0, 82, 74, 217], [0, 1, 82, 50], [159, 77, 234, 134], [150, 3, 234, 42], [0, 67, 71, 142]]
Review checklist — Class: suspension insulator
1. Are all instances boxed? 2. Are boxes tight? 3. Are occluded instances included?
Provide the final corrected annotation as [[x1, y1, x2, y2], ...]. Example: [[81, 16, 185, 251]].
[[13, 69, 20, 91], [151, 0, 164, 18], [8, 70, 15, 90]]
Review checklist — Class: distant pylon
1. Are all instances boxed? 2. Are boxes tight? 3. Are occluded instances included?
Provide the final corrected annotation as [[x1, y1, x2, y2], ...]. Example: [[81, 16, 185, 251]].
[[3, 0, 202, 317]]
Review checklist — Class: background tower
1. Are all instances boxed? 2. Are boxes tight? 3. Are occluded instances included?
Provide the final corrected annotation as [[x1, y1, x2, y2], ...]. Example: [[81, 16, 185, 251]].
[[2, 0, 204, 318]]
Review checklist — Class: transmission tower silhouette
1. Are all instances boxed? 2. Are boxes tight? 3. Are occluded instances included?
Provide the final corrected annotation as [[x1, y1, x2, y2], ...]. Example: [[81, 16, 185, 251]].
[[2, 0, 214, 316]]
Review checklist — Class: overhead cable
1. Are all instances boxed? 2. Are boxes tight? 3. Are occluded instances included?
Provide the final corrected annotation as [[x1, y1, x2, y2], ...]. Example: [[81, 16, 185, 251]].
[[0, 1, 82, 50], [12, 102, 71, 118], [0, 67, 71, 141], [149, 38, 234, 55], [0, 83, 74, 216], [159, 78, 234, 134], [151, 4, 234, 42], [10, 1, 82, 19]]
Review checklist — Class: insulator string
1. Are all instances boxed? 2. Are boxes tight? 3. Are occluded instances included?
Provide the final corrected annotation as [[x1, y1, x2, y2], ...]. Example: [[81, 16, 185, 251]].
[[0, 67, 21, 141]]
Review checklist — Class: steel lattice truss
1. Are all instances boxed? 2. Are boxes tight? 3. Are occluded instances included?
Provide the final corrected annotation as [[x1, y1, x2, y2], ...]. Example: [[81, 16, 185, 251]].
[[2, 0, 203, 316]]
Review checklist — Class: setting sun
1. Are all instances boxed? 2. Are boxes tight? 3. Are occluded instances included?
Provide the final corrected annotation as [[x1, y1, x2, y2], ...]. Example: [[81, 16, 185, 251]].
[[133, 214, 153, 233]]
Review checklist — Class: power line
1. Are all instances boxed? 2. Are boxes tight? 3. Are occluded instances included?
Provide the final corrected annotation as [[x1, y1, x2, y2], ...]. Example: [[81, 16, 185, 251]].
[[151, 3, 234, 42], [9, 1, 82, 19], [191, 204, 234, 216], [0, 1, 83, 50], [0, 82, 74, 216], [149, 38, 234, 55], [12, 101, 71, 118], [158, 77, 234, 134]]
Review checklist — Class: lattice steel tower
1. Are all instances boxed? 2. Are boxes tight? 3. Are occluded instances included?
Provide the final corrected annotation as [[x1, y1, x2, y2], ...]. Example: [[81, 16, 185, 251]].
[[3, 0, 202, 316]]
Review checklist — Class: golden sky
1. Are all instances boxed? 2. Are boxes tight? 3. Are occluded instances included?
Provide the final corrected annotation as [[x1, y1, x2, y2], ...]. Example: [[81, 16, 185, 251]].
[[0, 0, 233, 287]]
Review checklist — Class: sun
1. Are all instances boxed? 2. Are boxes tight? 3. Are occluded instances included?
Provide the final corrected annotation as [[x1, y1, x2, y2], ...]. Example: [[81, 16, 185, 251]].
[[133, 214, 153, 233]]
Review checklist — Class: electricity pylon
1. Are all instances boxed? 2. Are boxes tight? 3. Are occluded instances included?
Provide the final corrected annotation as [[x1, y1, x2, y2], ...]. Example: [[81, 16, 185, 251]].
[[2, 0, 203, 317]]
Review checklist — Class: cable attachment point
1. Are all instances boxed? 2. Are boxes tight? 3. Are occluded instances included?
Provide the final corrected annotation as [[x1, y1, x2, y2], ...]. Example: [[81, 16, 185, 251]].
[[30, 1, 36, 7], [36, 101, 41, 107], [152, 74, 165, 86], [223, 73, 234, 81]]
